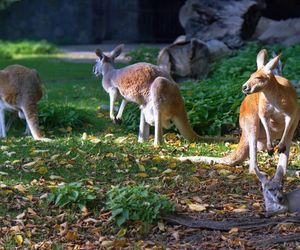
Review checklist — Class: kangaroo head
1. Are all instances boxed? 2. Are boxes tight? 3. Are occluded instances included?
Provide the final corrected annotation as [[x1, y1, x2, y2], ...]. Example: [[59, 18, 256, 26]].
[[242, 49, 281, 95], [255, 166, 287, 213], [93, 44, 124, 76]]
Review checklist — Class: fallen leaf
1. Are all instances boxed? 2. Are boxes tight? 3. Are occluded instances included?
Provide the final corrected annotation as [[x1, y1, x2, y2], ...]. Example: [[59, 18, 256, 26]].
[[172, 231, 180, 241], [188, 203, 207, 212], [49, 175, 64, 180], [162, 169, 174, 175], [66, 231, 78, 241], [38, 166, 48, 174], [50, 154, 60, 160], [137, 173, 148, 178], [233, 207, 249, 213], [158, 222, 165, 231], [27, 208, 37, 216], [23, 161, 38, 168], [16, 211, 26, 219], [138, 165, 146, 172], [114, 136, 127, 144], [14, 184, 26, 193], [167, 162, 177, 169], [101, 240, 114, 248], [229, 227, 239, 234], [117, 228, 127, 238], [14, 235, 23, 245]]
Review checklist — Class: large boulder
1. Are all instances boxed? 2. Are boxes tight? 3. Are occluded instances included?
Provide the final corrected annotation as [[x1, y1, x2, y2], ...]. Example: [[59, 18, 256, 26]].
[[157, 39, 210, 80], [253, 17, 300, 45], [157, 38, 232, 80], [179, 0, 265, 48]]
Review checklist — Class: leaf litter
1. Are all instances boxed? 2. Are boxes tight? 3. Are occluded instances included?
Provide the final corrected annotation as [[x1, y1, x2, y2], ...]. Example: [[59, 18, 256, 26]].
[[0, 132, 300, 249]]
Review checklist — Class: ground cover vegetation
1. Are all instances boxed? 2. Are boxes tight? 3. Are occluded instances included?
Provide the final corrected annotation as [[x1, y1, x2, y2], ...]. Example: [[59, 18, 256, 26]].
[[0, 41, 299, 248]]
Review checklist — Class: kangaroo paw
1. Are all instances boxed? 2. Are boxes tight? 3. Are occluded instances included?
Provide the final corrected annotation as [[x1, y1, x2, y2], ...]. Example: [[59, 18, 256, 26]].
[[267, 148, 274, 156], [267, 145, 274, 156], [115, 118, 122, 125], [278, 144, 286, 153]]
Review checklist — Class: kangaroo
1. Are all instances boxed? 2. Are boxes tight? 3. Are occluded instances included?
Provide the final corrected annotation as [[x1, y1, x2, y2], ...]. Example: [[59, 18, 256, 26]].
[[179, 49, 300, 173], [93, 44, 199, 145], [255, 165, 300, 214], [0, 64, 50, 141]]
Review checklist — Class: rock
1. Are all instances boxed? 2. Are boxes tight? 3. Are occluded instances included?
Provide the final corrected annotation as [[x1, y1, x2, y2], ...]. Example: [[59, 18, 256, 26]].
[[206, 40, 232, 61], [179, 0, 265, 48], [253, 17, 300, 46], [173, 35, 187, 44], [157, 39, 210, 80]]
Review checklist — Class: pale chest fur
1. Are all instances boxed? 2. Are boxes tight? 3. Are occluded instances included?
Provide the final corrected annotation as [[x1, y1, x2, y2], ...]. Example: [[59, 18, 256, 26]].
[[258, 95, 285, 132]]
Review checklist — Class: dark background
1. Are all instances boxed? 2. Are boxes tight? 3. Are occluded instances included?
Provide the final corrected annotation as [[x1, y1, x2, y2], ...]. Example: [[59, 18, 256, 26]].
[[0, 0, 299, 45]]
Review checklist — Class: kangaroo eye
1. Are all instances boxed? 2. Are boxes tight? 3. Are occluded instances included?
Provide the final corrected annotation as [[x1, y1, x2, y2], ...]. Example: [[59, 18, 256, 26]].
[[255, 76, 264, 80]]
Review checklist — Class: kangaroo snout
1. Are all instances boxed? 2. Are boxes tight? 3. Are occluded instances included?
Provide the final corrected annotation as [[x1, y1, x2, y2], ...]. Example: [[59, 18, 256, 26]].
[[242, 84, 251, 95], [277, 193, 284, 203], [93, 65, 99, 76]]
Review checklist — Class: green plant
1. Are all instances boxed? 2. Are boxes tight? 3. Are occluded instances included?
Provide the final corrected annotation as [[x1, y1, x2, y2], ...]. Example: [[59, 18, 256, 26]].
[[106, 184, 175, 226], [0, 47, 12, 59], [47, 181, 97, 210], [38, 102, 91, 129], [0, 40, 59, 58], [128, 45, 160, 65]]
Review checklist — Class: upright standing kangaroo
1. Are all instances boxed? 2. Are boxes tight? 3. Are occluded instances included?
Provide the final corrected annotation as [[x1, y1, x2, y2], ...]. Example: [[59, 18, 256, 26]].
[[179, 49, 300, 173], [255, 165, 300, 214], [93, 44, 199, 145], [0, 64, 49, 141]]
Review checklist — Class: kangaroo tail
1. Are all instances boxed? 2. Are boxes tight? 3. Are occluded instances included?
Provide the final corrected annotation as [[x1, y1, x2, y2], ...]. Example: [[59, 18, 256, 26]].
[[172, 113, 199, 142], [178, 133, 249, 166]]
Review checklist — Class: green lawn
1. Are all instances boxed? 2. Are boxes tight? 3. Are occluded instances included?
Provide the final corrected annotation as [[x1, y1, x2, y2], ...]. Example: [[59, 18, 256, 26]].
[[0, 50, 299, 249]]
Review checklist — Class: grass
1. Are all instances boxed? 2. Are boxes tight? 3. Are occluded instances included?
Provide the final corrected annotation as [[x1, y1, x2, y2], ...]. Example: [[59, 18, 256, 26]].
[[0, 42, 299, 248]]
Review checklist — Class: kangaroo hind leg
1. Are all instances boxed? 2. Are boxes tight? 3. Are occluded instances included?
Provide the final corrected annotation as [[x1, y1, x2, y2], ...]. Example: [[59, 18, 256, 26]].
[[21, 103, 44, 140]]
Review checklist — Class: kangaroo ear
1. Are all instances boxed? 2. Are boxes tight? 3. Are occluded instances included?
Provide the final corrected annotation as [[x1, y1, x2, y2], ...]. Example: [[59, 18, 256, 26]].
[[255, 166, 268, 185], [95, 48, 104, 59], [257, 49, 267, 69], [111, 44, 124, 59], [264, 53, 282, 74], [273, 165, 285, 182]]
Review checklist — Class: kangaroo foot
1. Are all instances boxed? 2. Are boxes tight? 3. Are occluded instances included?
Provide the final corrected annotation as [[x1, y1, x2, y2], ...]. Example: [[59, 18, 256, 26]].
[[113, 118, 122, 125], [36, 137, 53, 142], [267, 145, 274, 156], [267, 149, 274, 156], [278, 144, 286, 153]]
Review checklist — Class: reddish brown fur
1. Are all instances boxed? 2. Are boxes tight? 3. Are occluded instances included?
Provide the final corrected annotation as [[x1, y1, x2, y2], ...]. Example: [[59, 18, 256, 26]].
[[115, 65, 157, 103], [179, 50, 300, 173], [0, 64, 45, 140], [95, 44, 199, 145]]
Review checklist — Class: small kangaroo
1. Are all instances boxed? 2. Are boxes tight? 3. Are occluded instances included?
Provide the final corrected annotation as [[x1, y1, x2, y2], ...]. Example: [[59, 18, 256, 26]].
[[179, 49, 300, 173], [0, 64, 49, 141], [255, 165, 300, 214], [93, 44, 199, 145]]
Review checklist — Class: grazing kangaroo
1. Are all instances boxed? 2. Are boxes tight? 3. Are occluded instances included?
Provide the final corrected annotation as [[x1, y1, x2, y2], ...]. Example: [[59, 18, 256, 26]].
[[179, 49, 300, 173], [255, 165, 300, 214], [93, 44, 199, 145], [0, 64, 49, 141]]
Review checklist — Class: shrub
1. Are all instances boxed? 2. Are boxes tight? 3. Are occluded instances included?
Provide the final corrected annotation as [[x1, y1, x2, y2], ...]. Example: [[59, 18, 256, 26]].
[[127, 45, 160, 65], [0, 47, 12, 59], [38, 102, 91, 129], [47, 181, 97, 210], [0, 40, 59, 58], [106, 184, 175, 226]]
